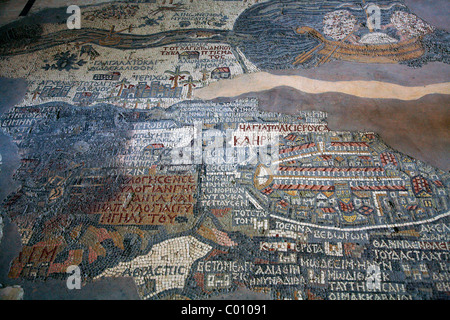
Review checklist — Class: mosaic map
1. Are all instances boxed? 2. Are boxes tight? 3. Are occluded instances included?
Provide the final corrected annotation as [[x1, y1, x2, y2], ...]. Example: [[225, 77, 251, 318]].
[[0, 0, 449, 300]]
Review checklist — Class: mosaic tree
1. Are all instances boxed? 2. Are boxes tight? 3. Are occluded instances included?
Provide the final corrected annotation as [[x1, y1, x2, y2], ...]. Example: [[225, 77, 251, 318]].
[[164, 66, 190, 89]]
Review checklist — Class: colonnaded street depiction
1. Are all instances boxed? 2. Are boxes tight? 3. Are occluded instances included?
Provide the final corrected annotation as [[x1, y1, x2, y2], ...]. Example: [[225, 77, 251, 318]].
[[0, 0, 449, 302]]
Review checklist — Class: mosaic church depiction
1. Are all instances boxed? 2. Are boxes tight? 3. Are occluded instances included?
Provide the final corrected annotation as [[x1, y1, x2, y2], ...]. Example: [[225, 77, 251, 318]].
[[0, 0, 449, 301]]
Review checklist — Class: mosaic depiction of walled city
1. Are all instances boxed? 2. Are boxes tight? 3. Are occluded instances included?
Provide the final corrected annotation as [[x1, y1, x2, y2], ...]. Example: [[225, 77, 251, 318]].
[[0, 0, 449, 300]]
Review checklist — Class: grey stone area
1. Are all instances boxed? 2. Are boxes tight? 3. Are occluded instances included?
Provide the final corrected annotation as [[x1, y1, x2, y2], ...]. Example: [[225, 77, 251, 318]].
[[233, 0, 449, 70]]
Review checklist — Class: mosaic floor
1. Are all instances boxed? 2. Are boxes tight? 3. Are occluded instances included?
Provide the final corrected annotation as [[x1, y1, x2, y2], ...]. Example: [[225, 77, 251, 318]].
[[0, 0, 449, 301]]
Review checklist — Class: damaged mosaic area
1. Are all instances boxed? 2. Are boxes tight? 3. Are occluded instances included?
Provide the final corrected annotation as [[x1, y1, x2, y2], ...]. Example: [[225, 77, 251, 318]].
[[1, 99, 449, 300], [0, 0, 449, 300]]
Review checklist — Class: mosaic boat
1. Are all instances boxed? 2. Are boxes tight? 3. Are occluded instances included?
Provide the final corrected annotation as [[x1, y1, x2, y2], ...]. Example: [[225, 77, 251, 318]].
[[295, 26, 425, 65]]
